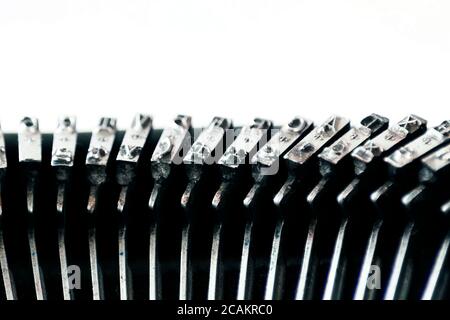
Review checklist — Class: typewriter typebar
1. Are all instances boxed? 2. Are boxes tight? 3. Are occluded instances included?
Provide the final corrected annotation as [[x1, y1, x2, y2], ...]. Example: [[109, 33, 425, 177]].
[[0, 114, 449, 301], [85, 117, 117, 300]]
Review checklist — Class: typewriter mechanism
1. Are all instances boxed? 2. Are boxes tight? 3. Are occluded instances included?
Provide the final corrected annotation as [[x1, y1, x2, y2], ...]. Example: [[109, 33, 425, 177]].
[[0, 113, 449, 301]]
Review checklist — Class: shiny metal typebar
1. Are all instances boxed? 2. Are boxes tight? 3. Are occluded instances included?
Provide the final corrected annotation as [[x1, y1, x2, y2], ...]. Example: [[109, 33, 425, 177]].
[[377, 120, 450, 300], [240, 116, 313, 300], [309, 113, 389, 300], [209, 118, 272, 300], [116, 113, 152, 300], [85, 117, 117, 300], [275, 115, 351, 300], [351, 115, 427, 300], [180, 116, 232, 300], [51, 116, 77, 300], [150, 115, 192, 300], [0, 113, 449, 301], [18, 117, 45, 300]]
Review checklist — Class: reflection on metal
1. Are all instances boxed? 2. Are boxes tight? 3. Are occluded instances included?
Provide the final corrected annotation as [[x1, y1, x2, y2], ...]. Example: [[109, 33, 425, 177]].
[[323, 218, 348, 300], [149, 223, 161, 300], [264, 219, 285, 300], [295, 218, 317, 300], [179, 224, 192, 300], [421, 232, 450, 300], [354, 219, 383, 300], [384, 221, 415, 300], [208, 224, 223, 300], [237, 221, 254, 300]]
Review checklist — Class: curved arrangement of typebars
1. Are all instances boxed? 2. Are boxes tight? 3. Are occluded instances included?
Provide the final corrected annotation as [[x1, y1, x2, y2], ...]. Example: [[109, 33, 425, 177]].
[[0, 113, 449, 300]]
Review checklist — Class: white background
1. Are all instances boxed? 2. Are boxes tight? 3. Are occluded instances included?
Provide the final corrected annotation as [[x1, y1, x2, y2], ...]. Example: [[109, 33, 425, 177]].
[[0, 0, 449, 132]]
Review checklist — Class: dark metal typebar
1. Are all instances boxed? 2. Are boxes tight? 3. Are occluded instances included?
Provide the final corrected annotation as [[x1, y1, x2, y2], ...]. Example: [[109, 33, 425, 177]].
[[0, 124, 17, 300]]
